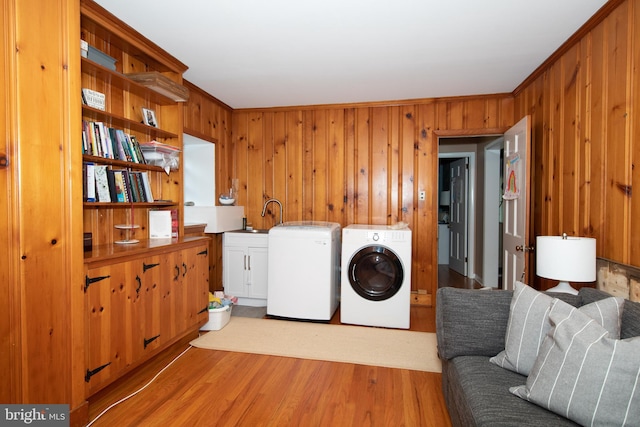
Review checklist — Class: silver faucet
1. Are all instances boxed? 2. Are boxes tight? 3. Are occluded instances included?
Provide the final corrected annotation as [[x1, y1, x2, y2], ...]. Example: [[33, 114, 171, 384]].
[[261, 198, 283, 225]]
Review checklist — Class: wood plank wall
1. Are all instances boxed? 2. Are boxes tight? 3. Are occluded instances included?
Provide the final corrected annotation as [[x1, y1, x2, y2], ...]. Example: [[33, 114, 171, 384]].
[[514, 0, 640, 277], [230, 97, 514, 300], [183, 81, 233, 290], [2, 0, 85, 409]]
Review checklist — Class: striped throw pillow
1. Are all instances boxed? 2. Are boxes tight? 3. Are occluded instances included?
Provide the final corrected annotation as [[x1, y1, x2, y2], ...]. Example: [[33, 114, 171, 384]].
[[490, 281, 623, 376], [511, 298, 640, 426]]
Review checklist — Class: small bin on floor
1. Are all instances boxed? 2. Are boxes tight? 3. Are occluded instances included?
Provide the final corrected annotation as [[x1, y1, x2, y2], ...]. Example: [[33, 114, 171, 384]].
[[201, 305, 232, 331]]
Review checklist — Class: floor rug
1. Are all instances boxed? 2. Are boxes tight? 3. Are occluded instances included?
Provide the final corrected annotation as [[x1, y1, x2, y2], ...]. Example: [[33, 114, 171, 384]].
[[190, 316, 441, 373]]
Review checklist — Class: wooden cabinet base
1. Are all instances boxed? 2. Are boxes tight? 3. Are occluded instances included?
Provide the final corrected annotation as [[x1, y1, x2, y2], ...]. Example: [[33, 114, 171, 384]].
[[84, 237, 210, 397]]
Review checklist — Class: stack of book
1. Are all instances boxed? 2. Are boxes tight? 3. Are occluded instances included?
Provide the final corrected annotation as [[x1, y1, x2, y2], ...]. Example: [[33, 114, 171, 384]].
[[83, 163, 154, 203], [82, 120, 146, 163]]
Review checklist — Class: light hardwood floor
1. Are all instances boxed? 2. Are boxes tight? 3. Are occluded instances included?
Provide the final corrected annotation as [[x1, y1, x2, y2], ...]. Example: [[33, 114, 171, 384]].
[[87, 279, 464, 426]]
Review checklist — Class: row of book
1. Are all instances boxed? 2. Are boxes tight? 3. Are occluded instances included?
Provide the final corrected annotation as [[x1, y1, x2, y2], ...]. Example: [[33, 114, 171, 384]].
[[84, 162, 155, 203], [82, 120, 147, 164]]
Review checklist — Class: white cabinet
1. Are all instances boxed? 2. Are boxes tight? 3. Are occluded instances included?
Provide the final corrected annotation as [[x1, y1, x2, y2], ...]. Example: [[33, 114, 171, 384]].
[[223, 231, 269, 305]]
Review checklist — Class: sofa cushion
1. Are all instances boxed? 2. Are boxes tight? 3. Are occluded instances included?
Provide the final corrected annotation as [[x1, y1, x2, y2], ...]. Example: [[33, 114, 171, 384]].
[[490, 281, 622, 376], [511, 298, 640, 426], [579, 287, 640, 339], [436, 287, 514, 359], [446, 356, 578, 426]]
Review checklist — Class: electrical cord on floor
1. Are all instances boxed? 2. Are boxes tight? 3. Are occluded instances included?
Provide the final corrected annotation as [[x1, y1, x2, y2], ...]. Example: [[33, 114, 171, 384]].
[[86, 345, 193, 426]]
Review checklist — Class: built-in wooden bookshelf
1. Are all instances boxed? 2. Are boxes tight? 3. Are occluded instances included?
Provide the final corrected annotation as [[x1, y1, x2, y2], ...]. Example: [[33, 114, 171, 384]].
[[79, 0, 209, 401], [81, 0, 186, 247]]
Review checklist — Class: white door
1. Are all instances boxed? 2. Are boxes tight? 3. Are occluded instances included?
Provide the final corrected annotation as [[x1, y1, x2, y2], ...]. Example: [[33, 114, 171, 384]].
[[449, 158, 468, 275], [502, 116, 531, 290]]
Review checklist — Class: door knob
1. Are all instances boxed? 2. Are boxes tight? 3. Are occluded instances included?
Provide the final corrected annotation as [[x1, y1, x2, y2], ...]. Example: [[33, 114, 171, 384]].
[[515, 245, 534, 252]]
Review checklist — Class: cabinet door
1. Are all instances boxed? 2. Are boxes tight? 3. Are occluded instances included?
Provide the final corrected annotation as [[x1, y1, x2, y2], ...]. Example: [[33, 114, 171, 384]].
[[85, 260, 144, 394], [182, 244, 209, 327], [193, 245, 210, 324], [139, 255, 163, 353], [223, 245, 248, 297], [247, 246, 269, 299]]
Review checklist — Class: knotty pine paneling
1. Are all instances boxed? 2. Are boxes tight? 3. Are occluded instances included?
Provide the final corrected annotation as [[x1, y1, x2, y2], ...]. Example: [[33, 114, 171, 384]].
[[183, 80, 233, 197], [182, 81, 232, 291], [5, 0, 84, 409], [514, 0, 640, 277], [230, 96, 514, 301]]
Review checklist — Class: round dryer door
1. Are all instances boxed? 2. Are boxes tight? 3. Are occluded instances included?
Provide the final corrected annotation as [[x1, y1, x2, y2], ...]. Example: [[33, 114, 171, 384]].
[[347, 245, 404, 301]]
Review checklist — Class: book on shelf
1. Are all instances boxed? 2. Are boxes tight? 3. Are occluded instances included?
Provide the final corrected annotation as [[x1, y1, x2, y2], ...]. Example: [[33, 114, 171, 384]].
[[82, 161, 158, 204], [81, 88, 105, 111], [112, 170, 126, 202], [140, 171, 154, 202], [81, 120, 147, 164], [94, 165, 111, 202], [148, 210, 172, 239], [106, 169, 117, 202], [84, 162, 96, 202], [171, 209, 179, 238]]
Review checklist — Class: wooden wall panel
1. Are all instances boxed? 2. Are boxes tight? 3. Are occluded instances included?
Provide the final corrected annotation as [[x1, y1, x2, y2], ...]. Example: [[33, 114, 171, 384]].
[[182, 80, 233, 207], [4, 0, 84, 409], [515, 0, 640, 279], [632, 1, 640, 265], [605, 4, 631, 262], [230, 95, 513, 302], [182, 81, 232, 290]]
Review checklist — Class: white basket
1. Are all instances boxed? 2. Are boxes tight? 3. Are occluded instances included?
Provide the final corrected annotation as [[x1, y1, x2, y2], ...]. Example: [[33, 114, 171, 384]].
[[200, 305, 232, 331]]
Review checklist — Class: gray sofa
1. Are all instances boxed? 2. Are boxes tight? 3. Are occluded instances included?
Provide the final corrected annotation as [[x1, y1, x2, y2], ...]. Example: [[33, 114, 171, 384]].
[[435, 286, 640, 427]]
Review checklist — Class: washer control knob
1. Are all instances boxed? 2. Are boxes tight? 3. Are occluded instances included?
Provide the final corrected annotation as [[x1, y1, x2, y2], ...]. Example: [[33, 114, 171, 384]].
[[372, 233, 379, 241]]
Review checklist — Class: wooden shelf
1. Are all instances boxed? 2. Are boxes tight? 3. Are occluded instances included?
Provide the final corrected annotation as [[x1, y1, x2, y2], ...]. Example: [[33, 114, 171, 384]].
[[84, 201, 175, 208], [81, 106, 178, 140], [81, 58, 175, 105], [82, 154, 167, 172], [84, 236, 209, 265]]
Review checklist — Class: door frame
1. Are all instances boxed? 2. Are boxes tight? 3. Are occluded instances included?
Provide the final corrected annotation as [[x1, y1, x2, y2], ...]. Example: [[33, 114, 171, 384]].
[[483, 137, 504, 287], [438, 150, 476, 280]]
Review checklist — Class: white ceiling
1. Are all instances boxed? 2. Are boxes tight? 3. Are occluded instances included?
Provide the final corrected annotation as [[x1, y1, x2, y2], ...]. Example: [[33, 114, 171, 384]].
[[95, 0, 608, 109]]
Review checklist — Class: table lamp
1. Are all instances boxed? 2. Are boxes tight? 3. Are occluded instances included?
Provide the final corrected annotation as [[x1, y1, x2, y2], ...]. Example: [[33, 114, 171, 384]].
[[536, 233, 596, 295]]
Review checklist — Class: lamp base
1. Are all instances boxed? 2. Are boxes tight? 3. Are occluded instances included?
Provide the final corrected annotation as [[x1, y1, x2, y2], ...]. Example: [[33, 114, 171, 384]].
[[546, 281, 578, 295]]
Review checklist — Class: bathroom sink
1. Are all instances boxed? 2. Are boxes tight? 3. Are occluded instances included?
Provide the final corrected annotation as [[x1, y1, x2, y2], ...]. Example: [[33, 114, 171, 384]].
[[184, 206, 244, 233]]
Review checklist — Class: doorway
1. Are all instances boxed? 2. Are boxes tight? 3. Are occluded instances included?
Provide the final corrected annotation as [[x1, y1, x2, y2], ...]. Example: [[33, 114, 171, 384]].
[[438, 135, 503, 287]]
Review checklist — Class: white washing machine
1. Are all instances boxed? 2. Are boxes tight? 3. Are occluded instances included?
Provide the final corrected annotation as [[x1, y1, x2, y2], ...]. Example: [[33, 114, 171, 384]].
[[341, 224, 412, 329], [267, 221, 341, 321]]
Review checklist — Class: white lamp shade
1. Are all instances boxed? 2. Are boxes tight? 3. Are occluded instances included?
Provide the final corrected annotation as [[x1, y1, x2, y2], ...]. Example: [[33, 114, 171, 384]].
[[536, 235, 596, 282], [440, 191, 450, 206]]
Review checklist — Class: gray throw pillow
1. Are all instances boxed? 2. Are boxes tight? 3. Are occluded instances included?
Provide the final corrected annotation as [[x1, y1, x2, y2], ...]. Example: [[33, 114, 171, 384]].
[[510, 298, 640, 426], [490, 281, 623, 376]]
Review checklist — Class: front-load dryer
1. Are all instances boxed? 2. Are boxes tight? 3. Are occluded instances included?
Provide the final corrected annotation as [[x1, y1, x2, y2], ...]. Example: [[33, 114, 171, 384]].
[[341, 224, 412, 329]]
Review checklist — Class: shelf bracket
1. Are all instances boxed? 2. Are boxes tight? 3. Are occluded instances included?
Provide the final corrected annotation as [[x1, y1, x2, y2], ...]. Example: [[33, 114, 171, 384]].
[[85, 274, 110, 292], [85, 362, 111, 382]]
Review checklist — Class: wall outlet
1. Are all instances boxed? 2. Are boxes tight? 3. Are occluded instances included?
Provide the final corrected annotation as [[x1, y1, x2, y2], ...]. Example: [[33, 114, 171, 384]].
[[419, 190, 426, 201]]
